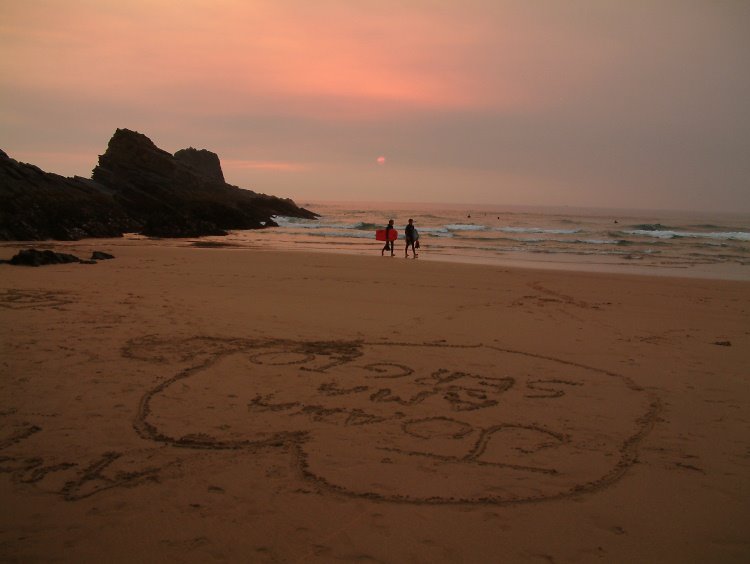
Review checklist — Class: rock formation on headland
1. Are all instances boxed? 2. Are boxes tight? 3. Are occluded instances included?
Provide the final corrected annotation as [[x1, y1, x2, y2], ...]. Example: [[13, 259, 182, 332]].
[[0, 148, 134, 240], [174, 147, 225, 183], [0, 129, 316, 240]]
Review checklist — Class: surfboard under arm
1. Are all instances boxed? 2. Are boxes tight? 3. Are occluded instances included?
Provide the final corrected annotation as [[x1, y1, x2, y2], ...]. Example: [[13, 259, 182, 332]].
[[375, 229, 398, 241]]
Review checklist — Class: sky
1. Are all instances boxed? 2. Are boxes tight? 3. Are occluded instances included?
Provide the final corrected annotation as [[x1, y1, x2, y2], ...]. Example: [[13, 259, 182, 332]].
[[1, 1, 749, 212]]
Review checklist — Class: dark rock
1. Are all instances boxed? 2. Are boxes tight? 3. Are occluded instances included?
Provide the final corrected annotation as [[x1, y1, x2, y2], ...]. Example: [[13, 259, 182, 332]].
[[91, 251, 115, 260], [713, 340, 732, 347], [0, 151, 134, 241], [0, 128, 317, 241], [5, 248, 83, 266], [91, 128, 317, 238], [190, 241, 235, 248], [174, 148, 225, 183]]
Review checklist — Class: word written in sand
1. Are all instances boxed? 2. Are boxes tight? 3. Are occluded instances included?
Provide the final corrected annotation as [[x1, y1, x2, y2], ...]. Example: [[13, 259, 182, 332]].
[[126, 337, 660, 506]]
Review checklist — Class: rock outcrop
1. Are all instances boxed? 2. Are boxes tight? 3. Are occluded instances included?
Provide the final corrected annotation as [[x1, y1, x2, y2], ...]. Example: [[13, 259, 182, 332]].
[[174, 147, 225, 183], [91, 251, 115, 260], [0, 249, 102, 266], [0, 149, 134, 240], [0, 130, 317, 240]]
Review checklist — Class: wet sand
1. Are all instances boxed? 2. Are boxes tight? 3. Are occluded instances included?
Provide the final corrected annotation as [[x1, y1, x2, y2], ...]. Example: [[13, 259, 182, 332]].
[[1, 242, 748, 562]]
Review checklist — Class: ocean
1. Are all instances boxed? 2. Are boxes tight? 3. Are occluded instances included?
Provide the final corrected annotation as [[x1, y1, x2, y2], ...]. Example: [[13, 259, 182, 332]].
[[193, 201, 750, 280]]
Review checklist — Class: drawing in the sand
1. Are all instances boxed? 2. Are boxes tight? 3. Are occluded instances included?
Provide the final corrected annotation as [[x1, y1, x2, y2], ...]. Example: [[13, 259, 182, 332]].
[[0, 289, 74, 309], [131, 337, 659, 505]]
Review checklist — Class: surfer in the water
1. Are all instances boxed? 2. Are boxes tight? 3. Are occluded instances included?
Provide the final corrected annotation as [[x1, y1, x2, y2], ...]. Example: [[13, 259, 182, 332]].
[[381, 219, 395, 256], [404, 218, 418, 258]]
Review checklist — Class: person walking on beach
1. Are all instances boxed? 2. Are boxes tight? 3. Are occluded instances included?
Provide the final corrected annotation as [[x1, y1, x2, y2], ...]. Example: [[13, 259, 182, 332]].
[[381, 219, 395, 256], [404, 218, 418, 258]]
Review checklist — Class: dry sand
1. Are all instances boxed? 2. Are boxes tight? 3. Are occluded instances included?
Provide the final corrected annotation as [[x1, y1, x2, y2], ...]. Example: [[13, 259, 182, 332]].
[[1, 241, 748, 562]]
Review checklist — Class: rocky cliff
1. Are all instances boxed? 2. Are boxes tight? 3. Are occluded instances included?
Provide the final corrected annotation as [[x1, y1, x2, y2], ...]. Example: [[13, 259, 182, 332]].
[[0, 129, 316, 240], [0, 149, 133, 240]]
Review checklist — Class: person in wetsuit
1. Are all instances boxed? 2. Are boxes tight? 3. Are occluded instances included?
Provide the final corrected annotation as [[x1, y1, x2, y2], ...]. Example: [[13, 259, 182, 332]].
[[404, 218, 418, 258], [381, 219, 395, 256]]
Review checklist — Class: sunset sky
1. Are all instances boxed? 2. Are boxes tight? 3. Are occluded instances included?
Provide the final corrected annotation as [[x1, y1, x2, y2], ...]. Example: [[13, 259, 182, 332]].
[[2, 1, 749, 212]]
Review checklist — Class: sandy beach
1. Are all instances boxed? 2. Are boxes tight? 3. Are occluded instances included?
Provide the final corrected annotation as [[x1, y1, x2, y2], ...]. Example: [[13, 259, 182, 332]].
[[1, 241, 748, 563]]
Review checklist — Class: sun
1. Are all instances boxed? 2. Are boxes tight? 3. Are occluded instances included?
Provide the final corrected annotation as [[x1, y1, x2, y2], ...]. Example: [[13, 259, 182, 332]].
[[376, 156, 386, 165]]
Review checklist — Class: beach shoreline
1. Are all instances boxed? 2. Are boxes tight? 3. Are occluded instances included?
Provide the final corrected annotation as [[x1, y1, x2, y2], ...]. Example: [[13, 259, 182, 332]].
[[3, 232, 748, 282], [1, 242, 749, 562], [224, 200, 750, 281]]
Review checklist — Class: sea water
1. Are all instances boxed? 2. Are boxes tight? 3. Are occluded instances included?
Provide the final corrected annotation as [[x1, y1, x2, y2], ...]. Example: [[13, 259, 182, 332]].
[[205, 201, 750, 280]]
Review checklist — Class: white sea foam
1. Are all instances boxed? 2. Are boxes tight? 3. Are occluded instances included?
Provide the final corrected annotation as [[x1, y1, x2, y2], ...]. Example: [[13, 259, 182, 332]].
[[273, 216, 324, 228], [307, 230, 373, 239], [497, 227, 581, 235], [625, 229, 750, 241], [575, 238, 621, 245], [418, 227, 453, 237], [273, 216, 360, 230], [260, 203, 750, 278], [445, 224, 487, 231]]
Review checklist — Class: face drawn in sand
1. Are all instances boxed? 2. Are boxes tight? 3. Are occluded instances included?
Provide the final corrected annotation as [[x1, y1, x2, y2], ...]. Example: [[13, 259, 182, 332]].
[[129, 337, 659, 505]]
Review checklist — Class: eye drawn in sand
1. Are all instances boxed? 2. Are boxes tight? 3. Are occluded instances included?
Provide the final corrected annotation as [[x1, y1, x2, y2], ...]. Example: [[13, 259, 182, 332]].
[[129, 337, 660, 505], [0, 289, 74, 309], [512, 282, 613, 314]]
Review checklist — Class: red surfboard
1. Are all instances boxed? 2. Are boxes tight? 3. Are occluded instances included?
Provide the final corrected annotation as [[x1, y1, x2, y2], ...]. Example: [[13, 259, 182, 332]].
[[375, 229, 398, 241]]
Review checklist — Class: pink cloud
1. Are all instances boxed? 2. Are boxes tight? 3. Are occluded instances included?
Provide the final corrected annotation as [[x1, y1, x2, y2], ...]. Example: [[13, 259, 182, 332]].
[[223, 159, 308, 172], [1, 1, 579, 120]]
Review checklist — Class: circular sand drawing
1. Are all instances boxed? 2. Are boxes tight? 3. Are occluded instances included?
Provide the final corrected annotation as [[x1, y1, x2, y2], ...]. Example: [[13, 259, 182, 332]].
[[129, 338, 659, 505]]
